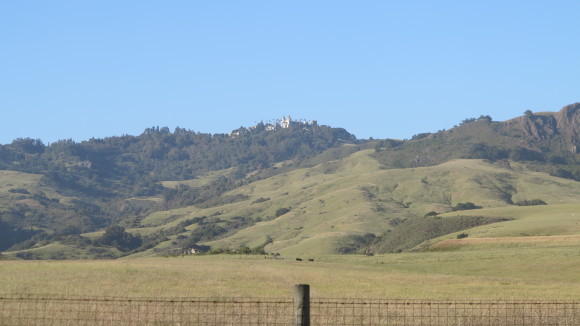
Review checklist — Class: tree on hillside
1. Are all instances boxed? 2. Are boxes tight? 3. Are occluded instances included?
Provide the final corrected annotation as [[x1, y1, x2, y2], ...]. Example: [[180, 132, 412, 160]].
[[452, 202, 481, 211], [97, 225, 142, 251], [275, 207, 291, 217]]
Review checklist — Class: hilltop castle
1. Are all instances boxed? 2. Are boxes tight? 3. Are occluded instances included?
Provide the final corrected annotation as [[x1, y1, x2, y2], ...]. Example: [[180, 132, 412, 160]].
[[230, 116, 318, 136], [266, 116, 317, 131]]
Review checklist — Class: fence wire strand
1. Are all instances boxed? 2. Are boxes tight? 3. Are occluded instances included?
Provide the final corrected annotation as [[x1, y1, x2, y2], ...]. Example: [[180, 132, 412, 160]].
[[0, 295, 578, 325]]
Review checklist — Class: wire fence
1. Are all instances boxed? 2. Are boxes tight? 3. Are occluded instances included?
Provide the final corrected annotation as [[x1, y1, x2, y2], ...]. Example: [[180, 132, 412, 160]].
[[0, 296, 293, 326], [310, 299, 580, 326], [0, 295, 578, 326]]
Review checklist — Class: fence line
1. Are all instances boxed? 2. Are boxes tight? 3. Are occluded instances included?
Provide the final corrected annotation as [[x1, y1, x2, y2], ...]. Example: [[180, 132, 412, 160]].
[[0, 296, 294, 326], [1, 291, 579, 325], [309, 298, 580, 326]]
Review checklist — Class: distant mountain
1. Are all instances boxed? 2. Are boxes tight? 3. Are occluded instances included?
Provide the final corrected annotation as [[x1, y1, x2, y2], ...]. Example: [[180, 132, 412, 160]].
[[0, 105, 578, 259]]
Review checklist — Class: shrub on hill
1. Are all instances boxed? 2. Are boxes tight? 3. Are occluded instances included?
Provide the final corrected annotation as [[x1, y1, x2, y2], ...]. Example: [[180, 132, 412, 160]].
[[514, 199, 547, 206], [452, 202, 481, 211], [366, 215, 509, 254], [336, 233, 377, 254], [179, 216, 255, 250], [8, 188, 30, 194], [275, 207, 291, 217], [96, 225, 142, 252], [550, 167, 580, 180]]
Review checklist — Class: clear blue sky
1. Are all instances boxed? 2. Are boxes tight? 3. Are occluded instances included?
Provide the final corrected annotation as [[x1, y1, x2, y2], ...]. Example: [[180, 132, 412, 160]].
[[1, 1, 579, 144]]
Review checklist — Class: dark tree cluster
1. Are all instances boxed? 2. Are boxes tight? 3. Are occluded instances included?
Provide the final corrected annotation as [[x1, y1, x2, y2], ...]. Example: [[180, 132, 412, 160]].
[[96, 225, 142, 252], [514, 199, 547, 206], [452, 202, 481, 211]]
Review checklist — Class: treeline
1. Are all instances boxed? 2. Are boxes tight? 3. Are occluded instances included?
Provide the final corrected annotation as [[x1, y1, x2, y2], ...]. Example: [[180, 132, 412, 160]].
[[1, 124, 355, 193], [9, 225, 143, 260], [0, 124, 355, 229]]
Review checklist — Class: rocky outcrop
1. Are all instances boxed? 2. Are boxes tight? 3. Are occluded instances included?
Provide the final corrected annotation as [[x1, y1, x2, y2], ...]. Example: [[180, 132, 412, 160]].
[[555, 103, 580, 153], [522, 114, 558, 140], [502, 103, 580, 153]]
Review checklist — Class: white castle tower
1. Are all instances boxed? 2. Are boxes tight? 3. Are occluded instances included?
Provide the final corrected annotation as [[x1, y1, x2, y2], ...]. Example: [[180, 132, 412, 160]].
[[281, 115, 292, 128]]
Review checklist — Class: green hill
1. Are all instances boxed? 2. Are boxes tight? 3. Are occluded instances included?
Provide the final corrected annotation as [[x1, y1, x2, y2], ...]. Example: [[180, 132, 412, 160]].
[[199, 154, 580, 255], [107, 151, 579, 257], [1, 104, 579, 259]]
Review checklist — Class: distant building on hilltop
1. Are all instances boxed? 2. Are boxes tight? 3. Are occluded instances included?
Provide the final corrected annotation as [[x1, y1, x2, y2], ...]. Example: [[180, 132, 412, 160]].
[[281, 116, 292, 128], [230, 116, 317, 136], [279, 115, 316, 129]]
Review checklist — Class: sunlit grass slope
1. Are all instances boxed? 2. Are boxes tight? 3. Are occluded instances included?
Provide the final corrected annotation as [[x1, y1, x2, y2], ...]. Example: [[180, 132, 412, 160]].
[[160, 167, 235, 189], [422, 204, 580, 250], [0, 170, 61, 210], [131, 149, 580, 255]]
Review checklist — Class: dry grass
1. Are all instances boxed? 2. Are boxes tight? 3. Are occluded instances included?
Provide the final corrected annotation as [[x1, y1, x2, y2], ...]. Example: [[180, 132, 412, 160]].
[[431, 235, 580, 251], [1, 246, 579, 301], [161, 156, 580, 255], [2, 247, 579, 325]]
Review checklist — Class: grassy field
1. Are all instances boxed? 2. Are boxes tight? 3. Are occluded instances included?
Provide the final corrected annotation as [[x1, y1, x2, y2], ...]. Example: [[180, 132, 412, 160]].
[[1, 244, 579, 300]]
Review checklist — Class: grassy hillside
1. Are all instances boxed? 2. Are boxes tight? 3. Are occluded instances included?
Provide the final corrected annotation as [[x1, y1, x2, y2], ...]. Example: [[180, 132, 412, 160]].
[[0, 171, 81, 251], [0, 123, 359, 253], [98, 149, 580, 257], [210, 154, 579, 255], [2, 104, 578, 259], [429, 234, 580, 252], [4, 147, 578, 259], [421, 204, 580, 250]]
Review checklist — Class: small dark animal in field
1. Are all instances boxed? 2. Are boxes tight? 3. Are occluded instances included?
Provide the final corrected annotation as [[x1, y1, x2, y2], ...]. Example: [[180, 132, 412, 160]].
[[296, 258, 303, 261]]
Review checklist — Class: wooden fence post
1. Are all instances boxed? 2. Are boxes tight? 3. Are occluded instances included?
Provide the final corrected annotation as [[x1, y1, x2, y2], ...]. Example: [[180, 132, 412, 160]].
[[294, 284, 310, 326]]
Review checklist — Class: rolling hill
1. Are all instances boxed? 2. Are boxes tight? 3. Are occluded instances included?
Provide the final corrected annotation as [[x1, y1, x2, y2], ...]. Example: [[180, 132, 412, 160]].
[[0, 104, 579, 259], [123, 153, 580, 256]]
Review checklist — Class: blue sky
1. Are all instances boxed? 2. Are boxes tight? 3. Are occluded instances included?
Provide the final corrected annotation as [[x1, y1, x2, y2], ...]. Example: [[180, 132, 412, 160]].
[[1, 1, 579, 144]]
